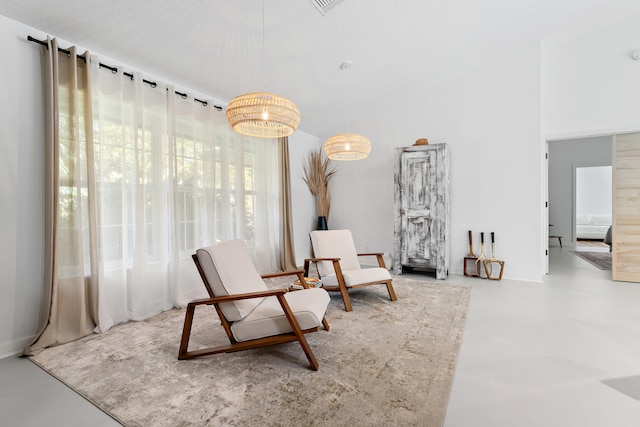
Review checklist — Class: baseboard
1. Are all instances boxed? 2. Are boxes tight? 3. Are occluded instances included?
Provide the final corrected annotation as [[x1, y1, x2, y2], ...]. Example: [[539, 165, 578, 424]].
[[0, 335, 33, 359]]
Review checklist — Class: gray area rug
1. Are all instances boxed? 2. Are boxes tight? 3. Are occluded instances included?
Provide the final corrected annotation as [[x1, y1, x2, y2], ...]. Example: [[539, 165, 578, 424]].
[[29, 278, 471, 427], [571, 250, 612, 270]]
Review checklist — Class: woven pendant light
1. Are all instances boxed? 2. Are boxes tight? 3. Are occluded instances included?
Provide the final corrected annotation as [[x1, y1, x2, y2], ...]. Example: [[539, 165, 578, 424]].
[[226, 1, 300, 139], [323, 61, 371, 160], [325, 133, 371, 160], [226, 92, 300, 138]]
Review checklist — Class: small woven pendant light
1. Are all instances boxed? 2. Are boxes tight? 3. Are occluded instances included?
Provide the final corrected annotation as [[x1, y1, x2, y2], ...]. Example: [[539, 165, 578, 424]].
[[324, 61, 371, 160], [325, 133, 371, 160], [226, 1, 300, 139]]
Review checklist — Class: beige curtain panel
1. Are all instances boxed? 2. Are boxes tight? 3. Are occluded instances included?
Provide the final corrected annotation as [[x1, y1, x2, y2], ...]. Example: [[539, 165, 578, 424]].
[[278, 136, 297, 271], [25, 38, 99, 355]]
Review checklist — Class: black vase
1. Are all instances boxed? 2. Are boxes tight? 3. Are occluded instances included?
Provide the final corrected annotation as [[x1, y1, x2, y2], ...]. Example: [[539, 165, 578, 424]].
[[316, 216, 328, 230]]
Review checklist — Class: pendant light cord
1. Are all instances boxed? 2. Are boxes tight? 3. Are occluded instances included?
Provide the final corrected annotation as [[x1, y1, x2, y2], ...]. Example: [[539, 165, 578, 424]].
[[339, 61, 352, 133], [346, 65, 350, 133], [262, 0, 266, 89]]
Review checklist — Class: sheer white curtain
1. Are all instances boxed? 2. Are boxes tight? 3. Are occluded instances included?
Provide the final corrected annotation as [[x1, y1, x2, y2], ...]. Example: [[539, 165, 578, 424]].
[[91, 60, 280, 330], [25, 41, 282, 355]]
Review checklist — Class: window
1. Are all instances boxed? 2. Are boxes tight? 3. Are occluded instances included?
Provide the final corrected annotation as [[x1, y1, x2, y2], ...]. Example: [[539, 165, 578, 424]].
[[55, 66, 280, 326]]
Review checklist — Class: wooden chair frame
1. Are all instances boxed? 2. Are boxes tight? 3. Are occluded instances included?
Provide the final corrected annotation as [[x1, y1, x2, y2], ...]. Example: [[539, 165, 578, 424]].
[[303, 252, 397, 312], [179, 254, 330, 371]]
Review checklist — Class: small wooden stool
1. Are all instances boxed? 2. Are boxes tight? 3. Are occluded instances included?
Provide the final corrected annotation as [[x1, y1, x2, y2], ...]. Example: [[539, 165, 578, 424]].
[[549, 235, 563, 248]]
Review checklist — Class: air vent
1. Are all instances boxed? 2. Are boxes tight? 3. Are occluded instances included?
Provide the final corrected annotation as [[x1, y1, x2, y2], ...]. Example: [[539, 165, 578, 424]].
[[309, 0, 345, 15]]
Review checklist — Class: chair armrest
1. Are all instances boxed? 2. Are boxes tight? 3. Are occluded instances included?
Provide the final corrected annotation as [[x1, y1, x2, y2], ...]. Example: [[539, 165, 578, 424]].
[[357, 252, 387, 268], [262, 269, 312, 289], [261, 269, 305, 279], [304, 257, 340, 262], [187, 288, 288, 307], [303, 257, 341, 278]]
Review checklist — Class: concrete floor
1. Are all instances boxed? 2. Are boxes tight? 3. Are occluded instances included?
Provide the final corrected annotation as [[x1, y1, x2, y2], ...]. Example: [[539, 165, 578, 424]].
[[1, 245, 639, 426], [444, 245, 640, 427], [0, 355, 120, 426]]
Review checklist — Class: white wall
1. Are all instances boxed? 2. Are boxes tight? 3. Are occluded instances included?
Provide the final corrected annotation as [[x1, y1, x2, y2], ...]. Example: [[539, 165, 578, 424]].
[[321, 9, 640, 281], [548, 136, 612, 246], [0, 16, 46, 357], [576, 166, 612, 216], [324, 45, 544, 282], [287, 130, 321, 265], [542, 12, 640, 139]]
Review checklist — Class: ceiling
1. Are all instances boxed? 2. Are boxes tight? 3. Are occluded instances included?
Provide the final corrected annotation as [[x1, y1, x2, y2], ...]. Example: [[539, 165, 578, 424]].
[[2, 0, 640, 138]]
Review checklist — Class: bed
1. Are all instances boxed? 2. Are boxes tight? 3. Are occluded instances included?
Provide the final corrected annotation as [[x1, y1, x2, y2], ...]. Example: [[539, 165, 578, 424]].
[[576, 213, 611, 240]]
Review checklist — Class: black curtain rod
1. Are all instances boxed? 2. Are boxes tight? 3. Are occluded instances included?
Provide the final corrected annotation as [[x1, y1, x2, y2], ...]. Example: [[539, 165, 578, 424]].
[[28, 36, 222, 111]]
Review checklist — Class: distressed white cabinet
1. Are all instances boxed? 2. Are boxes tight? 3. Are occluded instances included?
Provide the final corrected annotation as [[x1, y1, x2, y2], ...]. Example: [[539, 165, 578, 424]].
[[392, 144, 450, 279]]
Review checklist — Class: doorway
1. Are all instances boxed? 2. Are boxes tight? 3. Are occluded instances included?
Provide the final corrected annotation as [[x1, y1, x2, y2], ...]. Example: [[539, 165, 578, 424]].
[[574, 165, 611, 251], [547, 135, 612, 249]]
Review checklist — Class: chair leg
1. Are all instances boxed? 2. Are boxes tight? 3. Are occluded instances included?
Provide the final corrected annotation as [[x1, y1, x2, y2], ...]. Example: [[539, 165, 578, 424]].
[[178, 304, 196, 359], [332, 261, 353, 312], [321, 316, 330, 331], [296, 332, 319, 371], [276, 294, 320, 371], [385, 280, 397, 302], [339, 287, 353, 312]]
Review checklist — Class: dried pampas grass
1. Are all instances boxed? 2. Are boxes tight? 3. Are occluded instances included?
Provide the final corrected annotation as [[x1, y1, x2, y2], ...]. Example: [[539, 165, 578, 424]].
[[302, 148, 336, 218]]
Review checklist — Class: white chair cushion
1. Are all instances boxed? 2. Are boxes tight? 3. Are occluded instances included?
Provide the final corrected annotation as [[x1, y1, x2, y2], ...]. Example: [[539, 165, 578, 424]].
[[196, 240, 268, 322], [321, 267, 391, 288], [231, 288, 330, 342], [310, 230, 361, 276]]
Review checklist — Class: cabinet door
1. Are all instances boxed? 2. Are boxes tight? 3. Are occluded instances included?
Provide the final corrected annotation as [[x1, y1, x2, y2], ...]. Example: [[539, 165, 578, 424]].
[[400, 150, 436, 267]]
